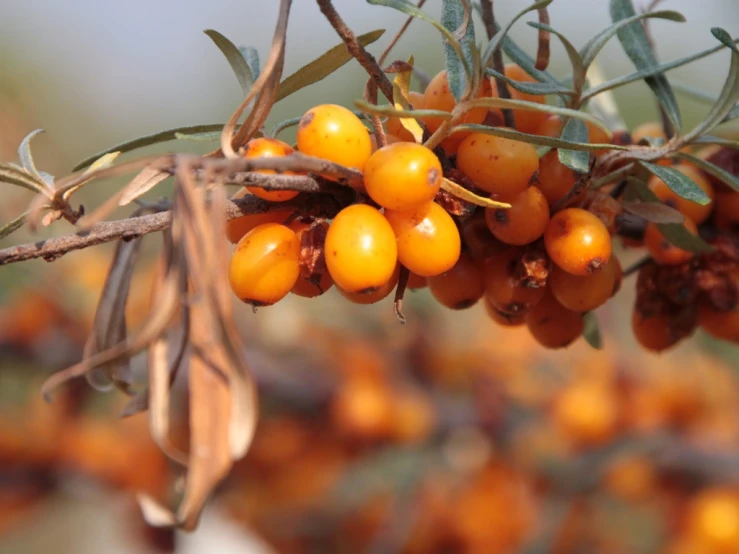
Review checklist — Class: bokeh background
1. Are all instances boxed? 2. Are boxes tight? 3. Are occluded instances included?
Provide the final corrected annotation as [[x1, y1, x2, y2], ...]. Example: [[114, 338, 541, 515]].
[[1, 1, 738, 553]]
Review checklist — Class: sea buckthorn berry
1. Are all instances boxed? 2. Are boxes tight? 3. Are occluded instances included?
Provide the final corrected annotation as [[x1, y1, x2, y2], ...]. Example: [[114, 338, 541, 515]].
[[338, 265, 399, 304], [384, 202, 461, 277], [535, 114, 611, 147], [631, 310, 679, 352], [553, 381, 619, 446], [544, 208, 612, 276], [456, 133, 539, 196], [536, 150, 576, 205], [407, 271, 428, 290], [685, 489, 739, 553], [389, 388, 436, 444], [241, 137, 299, 202], [483, 296, 526, 327], [364, 143, 442, 211], [331, 376, 393, 440], [370, 133, 403, 152], [525, 290, 584, 349], [631, 121, 667, 145], [427, 254, 484, 310], [483, 248, 545, 315], [292, 271, 333, 298], [644, 220, 697, 266], [228, 223, 300, 306], [385, 90, 424, 141], [325, 204, 397, 293], [422, 70, 495, 133], [493, 64, 548, 134], [549, 256, 619, 312], [461, 210, 507, 259], [714, 192, 739, 229], [297, 104, 372, 172], [226, 209, 293, 244], [485, 186, 550, 245], [649, 164, 714, 224], [698, 304, 739, 343]]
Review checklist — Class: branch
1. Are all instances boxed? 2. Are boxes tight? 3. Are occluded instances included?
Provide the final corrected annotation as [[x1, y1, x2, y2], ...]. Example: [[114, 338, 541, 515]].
[[316, 0, 395, 103], [0, 190, 350, 266], [479, 0, 515, 128]]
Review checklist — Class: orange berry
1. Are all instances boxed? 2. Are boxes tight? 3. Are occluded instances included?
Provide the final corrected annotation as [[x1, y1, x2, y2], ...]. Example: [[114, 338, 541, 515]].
[[384, 202, 461, 277], [525, 290, 584, 348], [338, 265, 399, 304], [495, 64, 548, 134], [407, 270, 427, 290], [226, 209, 293, 244], [549, 256, 619, 312], [649, 164, 714, 224], [553, 381, 619, 446], [241, 137, 299, 202], [297, 104, 372, 172], [536, 150, 576, 205], [544, 208, 612, 276], [427, 254, 485, 309], [685, 488, 739, 553], [483, 296, 526, 327], [389, 388, 436, 444], [292, 271, 334, 298], [699, 304, 739, 343], [324, 204, 397, 293], [535, 114, 610, 146], [631, 310, 679, 352], [331, 377, 393, 440], [462, 210, 507, 259], [483, 248, 545, 315], [644, 220, 697, 266], [422, 70, 495, 133], [370, 133, 404, 152], [228, 223, 300, 306], [385, 91, 424, 141], [485, 186, 550, 245], [456, 133, 539, 196], [364, 143, 442, 211]]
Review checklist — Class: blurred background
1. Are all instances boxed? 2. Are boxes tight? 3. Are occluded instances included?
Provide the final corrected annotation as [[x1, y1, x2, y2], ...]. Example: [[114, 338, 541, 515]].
[[1, 1, 739, 553]]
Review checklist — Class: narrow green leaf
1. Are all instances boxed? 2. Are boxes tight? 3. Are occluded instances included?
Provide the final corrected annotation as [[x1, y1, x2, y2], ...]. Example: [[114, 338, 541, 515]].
[[692, 136, 739, 149], [0, 211, 29, 240], [610, 0, 681, 132], [713, 27, 739, 53], [463, 97, 611, 136], [639, 161, 711, 205], [354, 99, 453, 120], [628, 179, 713, 252], [558, 118, 590, 173], [527, 21, 586, 94], [583, 38, 739, 101], [658, 222, 714, 252], [674, 152, 739, 192], [622, 201, 685, 223], [671, 80, 718, 104], [481, 0, 553, 70], [18, 129, 46, 182], [485, 68, 575, 96], [0, 163, 48, 193], [722, 103, 739, 123], [204, 30, 255, 95], [582, 312, 603, 350], [441, 0, 475, 101], [680, 30, 739, 144], [453, 124, 622, 151], [239, 46, 260, 80], [72, 124, 225, 171], [174, 131, 221, 142], [580, 10, 685, 70], [500, 33, 559, 87], [275, 29, 385, 102]]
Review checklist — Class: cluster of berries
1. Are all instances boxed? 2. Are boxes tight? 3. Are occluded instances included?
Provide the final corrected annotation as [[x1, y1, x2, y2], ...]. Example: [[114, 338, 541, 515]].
[[226, 64, 738, 351]]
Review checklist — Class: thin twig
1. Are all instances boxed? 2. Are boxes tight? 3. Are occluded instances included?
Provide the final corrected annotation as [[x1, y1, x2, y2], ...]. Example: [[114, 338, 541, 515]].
[[535, 7, 551, 71], [479, 0, 515, 128], [316, 0, 395, 103], [377, 0, 427, 67], [623, 255, 651, 277], [0, 193, 349, 266], [394, 266, 409, 324]]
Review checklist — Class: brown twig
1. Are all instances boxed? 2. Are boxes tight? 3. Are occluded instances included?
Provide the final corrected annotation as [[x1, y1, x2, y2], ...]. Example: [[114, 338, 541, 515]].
[[378, 0, 427, 67], [479, 0, 515, 128], [316, 0, 395, 103], [535, 7, 551, 71], [394, 266, 409, 324], [0, 192, 349, 266]]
